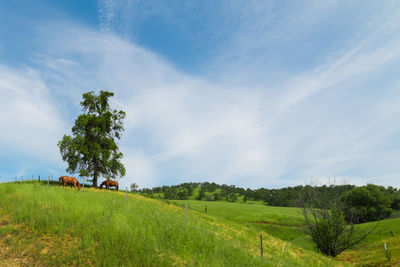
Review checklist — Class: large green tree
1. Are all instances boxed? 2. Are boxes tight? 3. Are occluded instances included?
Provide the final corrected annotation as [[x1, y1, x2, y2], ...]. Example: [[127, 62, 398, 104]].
[[58, 91, 126, 187], [341, 184, 393, 222]]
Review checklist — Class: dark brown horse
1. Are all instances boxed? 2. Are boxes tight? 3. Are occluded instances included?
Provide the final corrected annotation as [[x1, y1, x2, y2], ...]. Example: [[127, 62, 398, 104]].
[[59, 176, 81, 190], [100, 180, 119, 190]]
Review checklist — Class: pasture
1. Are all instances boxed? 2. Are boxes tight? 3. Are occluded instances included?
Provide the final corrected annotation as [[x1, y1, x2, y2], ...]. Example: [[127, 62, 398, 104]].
[[172, 199, 400, 265], [171, 200, 304, 225], [171, 200, 312, 249], [0, 183, 342, 266]]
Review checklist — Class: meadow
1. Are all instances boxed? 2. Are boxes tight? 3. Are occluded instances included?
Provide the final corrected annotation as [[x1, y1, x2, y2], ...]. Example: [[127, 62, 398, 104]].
[[171, 200, 312, 249], [0, 182, 343, 266], [171, 199, 400, 266]]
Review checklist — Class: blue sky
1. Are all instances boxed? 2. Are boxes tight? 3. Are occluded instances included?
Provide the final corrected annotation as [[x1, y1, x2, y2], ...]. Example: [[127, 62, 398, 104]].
[[1, 0, 400, 189]]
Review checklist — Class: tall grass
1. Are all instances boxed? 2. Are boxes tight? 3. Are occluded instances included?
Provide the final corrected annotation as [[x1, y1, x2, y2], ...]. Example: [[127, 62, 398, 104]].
[[172, 199, 400, 254], [171, 200, 311, 248], [0, 183, 343, 266], [337, 218, 400, 265], [172, 200, 304, 225]]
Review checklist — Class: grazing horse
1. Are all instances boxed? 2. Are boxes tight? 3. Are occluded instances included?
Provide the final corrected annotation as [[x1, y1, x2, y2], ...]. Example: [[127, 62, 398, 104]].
[[100, 180, 118, 190], [59, 176, 81, 190]]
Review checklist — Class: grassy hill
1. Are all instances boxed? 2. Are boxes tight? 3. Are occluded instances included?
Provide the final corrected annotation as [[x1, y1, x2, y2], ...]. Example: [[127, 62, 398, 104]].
[[171, 200, 311, 249], [337, 218, 400, 266], [0, 183, 345, 266], [171, 199, 400, 266]]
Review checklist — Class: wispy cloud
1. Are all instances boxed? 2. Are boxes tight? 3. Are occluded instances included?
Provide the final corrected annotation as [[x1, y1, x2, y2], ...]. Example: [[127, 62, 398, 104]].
[[1, 1, 400, 189], [0, 65, 66, 159]]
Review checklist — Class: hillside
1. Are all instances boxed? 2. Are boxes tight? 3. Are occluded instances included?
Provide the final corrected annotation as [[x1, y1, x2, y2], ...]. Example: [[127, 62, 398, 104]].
[[172, 199, 400, 265], [0, 183, 344, 266], [171, 200, 311, 250], [337, 218, 400, 266]]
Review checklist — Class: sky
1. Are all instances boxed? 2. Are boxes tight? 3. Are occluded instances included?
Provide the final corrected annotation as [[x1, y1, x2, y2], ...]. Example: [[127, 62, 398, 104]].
[[1, 0, 400, 189]]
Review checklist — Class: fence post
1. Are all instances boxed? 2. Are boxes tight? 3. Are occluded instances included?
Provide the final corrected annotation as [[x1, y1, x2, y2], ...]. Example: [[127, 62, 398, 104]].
[[20, 176, 23, 184], [126, 187, 128, 205], [260, 233, 263, 258], [48, 176, 50, 186], [384, 242, 392, 262], [38, 175, 40, 183], [15, 176, 17, 182], [82, 178, 85, 193], [185, 203, 188, 224]]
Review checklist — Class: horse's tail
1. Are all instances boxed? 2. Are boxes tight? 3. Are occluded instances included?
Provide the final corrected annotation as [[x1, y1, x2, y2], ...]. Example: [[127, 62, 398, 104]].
[[100, 182, 103, 189]]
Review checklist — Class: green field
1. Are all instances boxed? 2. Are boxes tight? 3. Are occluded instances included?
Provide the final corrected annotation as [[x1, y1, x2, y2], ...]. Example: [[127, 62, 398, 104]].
[[170, 200, 312, 249], [0, 183, 344, 266], [170, 199, 400, 266], [171, 200, 304, 225], [336, 217, 400, 266]]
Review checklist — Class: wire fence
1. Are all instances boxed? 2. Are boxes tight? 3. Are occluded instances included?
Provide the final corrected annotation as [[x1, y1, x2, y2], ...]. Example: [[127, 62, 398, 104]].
[[0, 175, 92, 187]]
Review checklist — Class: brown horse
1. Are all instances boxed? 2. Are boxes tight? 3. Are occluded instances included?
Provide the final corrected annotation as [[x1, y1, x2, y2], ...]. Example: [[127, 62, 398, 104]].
[[59, 176, 81, 190], [100, 180, 118, 190]]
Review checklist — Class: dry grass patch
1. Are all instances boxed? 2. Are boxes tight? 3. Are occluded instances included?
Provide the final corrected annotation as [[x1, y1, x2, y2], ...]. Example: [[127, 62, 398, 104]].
[[338, 236, 400, 266], [0, 212, 92, 267]]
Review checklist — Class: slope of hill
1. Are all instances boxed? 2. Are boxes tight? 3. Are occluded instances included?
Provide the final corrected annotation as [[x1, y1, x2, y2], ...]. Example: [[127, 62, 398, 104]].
[[171, 200, 311, 249], [0, 183, 344, 266], [337, 218, 400, 266], [172, 199, 400, 265]]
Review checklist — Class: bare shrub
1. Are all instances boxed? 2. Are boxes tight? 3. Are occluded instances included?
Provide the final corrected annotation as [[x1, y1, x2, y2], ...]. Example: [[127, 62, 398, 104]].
[[301, 183, 377, 257]]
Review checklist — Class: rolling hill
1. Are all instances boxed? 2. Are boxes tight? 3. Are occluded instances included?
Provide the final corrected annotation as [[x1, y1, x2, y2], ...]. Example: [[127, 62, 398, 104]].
[[0, 182, 344, 266]]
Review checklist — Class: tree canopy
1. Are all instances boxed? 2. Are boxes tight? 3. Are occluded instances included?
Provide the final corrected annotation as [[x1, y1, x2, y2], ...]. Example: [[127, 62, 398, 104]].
[[58, 90, 126, 187], [341, 184, 393, 223]]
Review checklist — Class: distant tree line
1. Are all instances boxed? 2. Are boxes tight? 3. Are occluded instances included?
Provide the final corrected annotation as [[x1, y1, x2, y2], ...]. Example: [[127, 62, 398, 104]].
[[140, 182, 199, 200], [139, 182, 400, 223]]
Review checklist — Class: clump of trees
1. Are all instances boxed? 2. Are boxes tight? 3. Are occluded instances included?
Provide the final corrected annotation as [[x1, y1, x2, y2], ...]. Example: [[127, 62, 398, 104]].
[[341, 184, 394, 223], [141, 182, 358, 205], [130, 183, 138, 192]]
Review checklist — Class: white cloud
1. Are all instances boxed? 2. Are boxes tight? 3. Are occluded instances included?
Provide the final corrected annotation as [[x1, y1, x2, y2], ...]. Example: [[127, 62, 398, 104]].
[[119, 152, 157, 189], [0, 65, 66, 161], [1, 1, 400, 188]]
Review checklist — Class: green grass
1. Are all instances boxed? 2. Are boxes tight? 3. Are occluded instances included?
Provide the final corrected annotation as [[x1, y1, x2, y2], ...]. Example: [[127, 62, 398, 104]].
[[172, 200, 304, 225], [171, 199, 400, 265], [0, 183, 343, 266], [357, 217, 400, 243], [171, 200, 313, 249], [337, 218, 400, 266]]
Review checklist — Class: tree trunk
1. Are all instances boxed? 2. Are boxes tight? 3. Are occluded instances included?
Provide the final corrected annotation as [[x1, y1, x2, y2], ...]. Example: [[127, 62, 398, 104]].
[[93, 166, 98, 187], [92, 157, 99, 187]]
